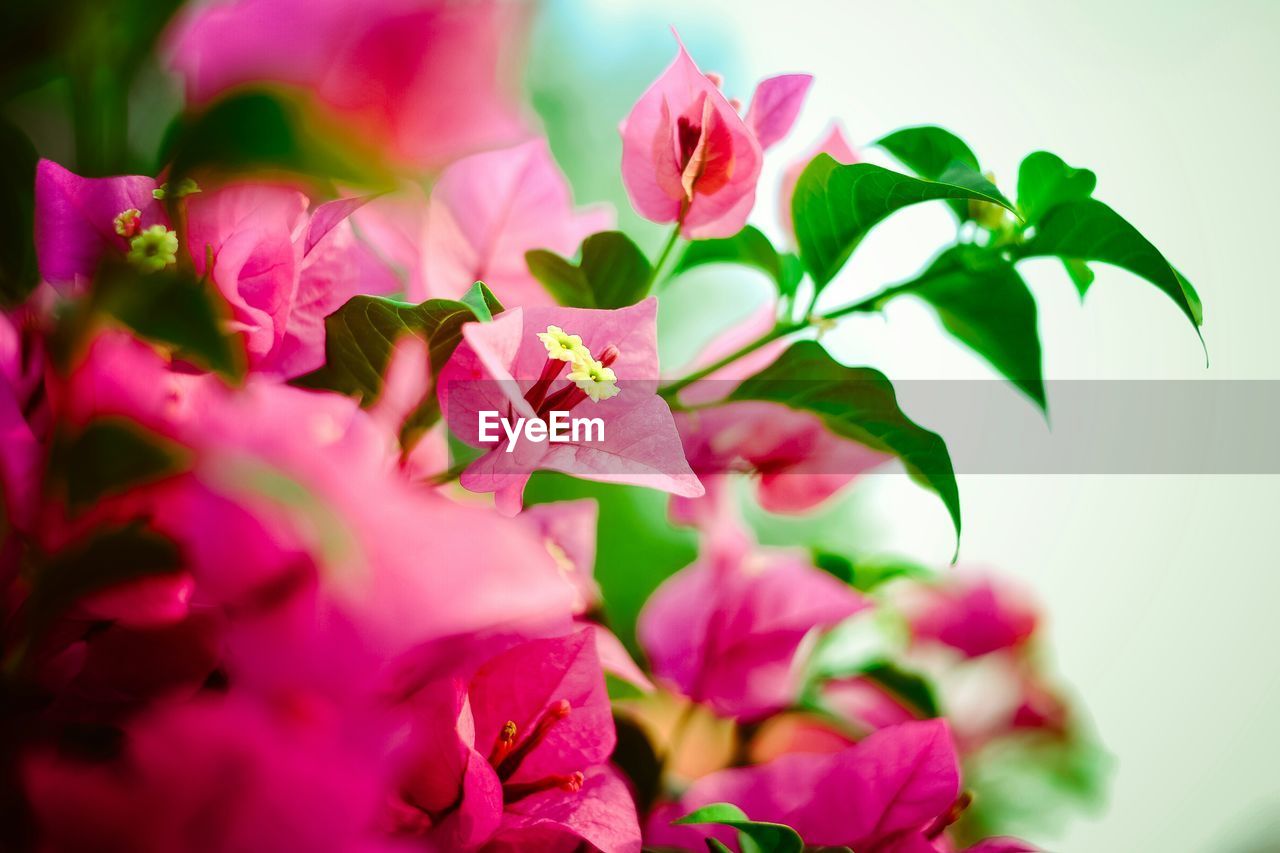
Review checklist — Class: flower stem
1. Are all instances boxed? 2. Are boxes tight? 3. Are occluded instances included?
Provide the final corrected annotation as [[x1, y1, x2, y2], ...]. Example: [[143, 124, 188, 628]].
[[656, 283, 909, 398], [648, 224, 684, 292], [658, 321, 802, 398]]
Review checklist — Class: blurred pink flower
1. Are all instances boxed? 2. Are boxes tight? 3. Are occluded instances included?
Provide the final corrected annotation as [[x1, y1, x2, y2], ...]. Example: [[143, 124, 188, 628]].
[[779, 122, 859, 241], [33, 159, 163, 291], [166, 0, 529, 170], [438, 299, 702, 514], [24, 695, 392, 852], [620, 34, 810, 239], [0, 312, 40, 534], [418, 139, 612, 306], [46, 331, 579, 661], [672, 400, 887, 525], [650, 720, 963, 851], [185, 184, 399, 377], [33, 161, 399, 378], [900, 571, 1039, 659], [637, 521, 867, 719], [394, 630, 641, 852]]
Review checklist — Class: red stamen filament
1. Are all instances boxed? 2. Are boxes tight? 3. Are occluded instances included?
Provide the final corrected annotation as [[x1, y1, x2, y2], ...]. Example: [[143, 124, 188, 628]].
[[535, 345, 619, 419], [502, 771, 585, 803], [495, 699, 572, 781], [524, 358, 568, 411]]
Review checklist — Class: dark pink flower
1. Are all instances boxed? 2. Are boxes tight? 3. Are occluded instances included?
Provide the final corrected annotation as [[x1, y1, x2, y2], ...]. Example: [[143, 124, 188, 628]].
[[637, 521, 868, 719], [33, 160, 163, 291], [418, 139, 612, 307], [620, 35, 810, 238], [185, 183, 398, 377], [438, 298, 702, 514], [651, 720, 963, 852], [672, 400, 887, 525], [394, 630, 641, 852], [166, 0, 529, 170], [23, 695, 392, 852], [900, 570, 1039, 659]]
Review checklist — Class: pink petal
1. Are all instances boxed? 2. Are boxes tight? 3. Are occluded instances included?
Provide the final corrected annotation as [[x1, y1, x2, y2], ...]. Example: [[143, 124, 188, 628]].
[[34, 160, 162, 290], [467, 630, 614, 782], [421, 138, 612, 307], [619, 35, 762, 238], [745, 74, 813, 150], [497, 764, 642, 853]]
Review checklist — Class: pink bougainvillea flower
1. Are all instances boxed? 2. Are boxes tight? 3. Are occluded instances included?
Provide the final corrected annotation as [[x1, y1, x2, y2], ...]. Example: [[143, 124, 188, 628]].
[[0, 313, 40, 534], [47, 331, 579, 662], [33, 159, 164, 290], [166, 0, 529, 170], [780, 122, 859, 241], [672, 400, 888, 526], [34, 161, 397, 377], [637, 520, 867, 719], [418, 138, 612, 306], [620, 34, 810, 239], [393, 630, 641, 852], [898, 570, 1039, 659], [649, 720, 963, 852], [24, 695, 391, 852], [185, 183, 399, 377], [438, 298, 702, 514]]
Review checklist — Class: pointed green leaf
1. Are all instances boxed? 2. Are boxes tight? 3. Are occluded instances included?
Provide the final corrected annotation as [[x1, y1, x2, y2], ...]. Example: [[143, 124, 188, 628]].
[[93, 264, 245, 380], [791, 156, 1017, 292], [1019, 198, 1202, 330], [886, 245, 1045, 411], [730, 341, 961, 548], [50, 419, 190, 513], [293, 294, 483, 409], [526, 231, 652, 309], [675, 803, 804, 853], [670, 225, 803, 297], [1016, 151, 1097, 224], [460, 281, 504, 322], [1062, 258, 1095, 298], [876, 125, 982, 221]]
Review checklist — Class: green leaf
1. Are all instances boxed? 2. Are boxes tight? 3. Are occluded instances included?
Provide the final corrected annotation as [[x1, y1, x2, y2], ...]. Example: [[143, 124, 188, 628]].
[[730, 341, 961, 549], [1062, 258, 1095, 298], [675, 803, 804, 853], [812, 550, 931, 591], [526, 231, 652, 309], [459, 281, 504, 322], [876, 125, 981, 179], [1018, 198, 1203, 331], [162, 91, 387, 189], [294, 294, 484, 409], [876, 125, 982, 221], [670, 226, 803, 297], [50, 419, 189, 513], [791, 156, 1017, 292], [860, 661, 940, 718], [0, 116, 38, 306], [93, 264, 245, 379], [886, 245, 1045, 410], [19, 525, 183, 646], [1016, 151, 1097, 224]]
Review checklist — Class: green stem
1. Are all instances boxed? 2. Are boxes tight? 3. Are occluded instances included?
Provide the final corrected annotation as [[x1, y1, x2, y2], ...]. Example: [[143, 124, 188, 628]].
[[423, 459, 471, 486], [658, 321, 803, 398], [648, 224, 683, 290], [657, 283, 910, 398]]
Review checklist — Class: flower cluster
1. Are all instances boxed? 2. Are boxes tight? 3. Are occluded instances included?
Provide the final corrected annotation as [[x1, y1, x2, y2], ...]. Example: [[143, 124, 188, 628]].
[[0, 1, 1202, 850]]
